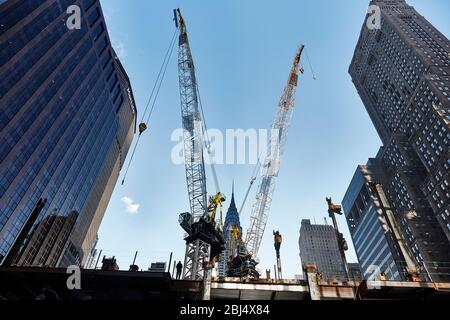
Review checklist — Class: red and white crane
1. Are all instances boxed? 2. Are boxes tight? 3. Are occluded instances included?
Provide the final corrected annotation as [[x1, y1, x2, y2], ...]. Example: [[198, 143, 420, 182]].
[[245, 45, 305, 259]]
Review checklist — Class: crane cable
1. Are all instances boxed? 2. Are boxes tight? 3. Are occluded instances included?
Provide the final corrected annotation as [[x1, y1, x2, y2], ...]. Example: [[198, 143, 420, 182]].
[[238, 155, 262, 217], [121, 30, 178, 185], [304, 48, 317, 80], [197, 84, 221, 194]]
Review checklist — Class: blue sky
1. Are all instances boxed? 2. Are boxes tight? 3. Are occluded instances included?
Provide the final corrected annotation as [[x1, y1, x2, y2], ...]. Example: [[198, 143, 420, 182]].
[[96, 0, 450, 277]]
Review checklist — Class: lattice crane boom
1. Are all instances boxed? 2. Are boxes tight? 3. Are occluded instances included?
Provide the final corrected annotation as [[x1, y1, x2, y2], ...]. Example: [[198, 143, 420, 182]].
[[175, 10, 226, 285], [175, 9, 210, 281], [176, 10, 208, 223], [245, 45, 305, 258]]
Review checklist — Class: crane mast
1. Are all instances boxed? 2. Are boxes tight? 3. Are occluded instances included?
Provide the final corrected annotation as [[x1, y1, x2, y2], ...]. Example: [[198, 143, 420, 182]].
[[177, 10, 207, 223], [245, 45, 305, 258], [175, 9, 225, 284], [175, 9, 209, 281], [174, 7, 303, 282]]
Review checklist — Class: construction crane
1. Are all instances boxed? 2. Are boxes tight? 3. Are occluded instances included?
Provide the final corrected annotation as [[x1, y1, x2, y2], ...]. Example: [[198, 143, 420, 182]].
[[245, 45, 305, 259], [226, 225, 259, 279], [326, 197, 351, 281], [174, 9, 226, 292]]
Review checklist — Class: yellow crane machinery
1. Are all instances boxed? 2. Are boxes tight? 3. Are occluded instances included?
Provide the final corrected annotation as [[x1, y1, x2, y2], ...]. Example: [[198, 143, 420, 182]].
[[226, 225, 259, 279], [229, 225, 245, 259], [208, 192, 226, 226], [227, 225, 242, 261]]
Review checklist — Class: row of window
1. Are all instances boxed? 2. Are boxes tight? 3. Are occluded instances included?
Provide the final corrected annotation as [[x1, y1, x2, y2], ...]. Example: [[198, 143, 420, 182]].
[[0, 59, 105, 250], [0, 85, 117, 260], [0, 38, 94, 202], [0, 0, 76, 68], [1, 22, 88, 140], [402, 19, 450, 67]]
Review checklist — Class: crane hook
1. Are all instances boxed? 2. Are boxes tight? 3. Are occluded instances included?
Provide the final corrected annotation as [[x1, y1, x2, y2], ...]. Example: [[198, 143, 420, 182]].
[[139, 122, 148, 135]]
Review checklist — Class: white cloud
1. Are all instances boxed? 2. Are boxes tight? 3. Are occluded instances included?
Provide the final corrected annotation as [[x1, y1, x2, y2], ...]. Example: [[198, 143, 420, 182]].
[[121, 196, 140, 214], [112, 40, 126, 60]]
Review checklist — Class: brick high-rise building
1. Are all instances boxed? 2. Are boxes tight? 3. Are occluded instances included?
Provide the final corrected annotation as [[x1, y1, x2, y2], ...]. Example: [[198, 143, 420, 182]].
[[299, 219, 347, 282], [349, 0, 450, 281], [0, 0, 136, 267]]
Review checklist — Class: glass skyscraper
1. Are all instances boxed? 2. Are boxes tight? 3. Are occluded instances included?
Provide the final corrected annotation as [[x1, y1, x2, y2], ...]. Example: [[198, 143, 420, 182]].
[[343, 158, 406, 281], [349, 0, 450, 281], [0, 0, 136, 267]]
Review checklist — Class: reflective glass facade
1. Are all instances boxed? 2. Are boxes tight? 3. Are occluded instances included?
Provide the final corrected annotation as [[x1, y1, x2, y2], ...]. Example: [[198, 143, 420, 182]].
[[0, 0, 136, 267], [342, 161, 404, 280]]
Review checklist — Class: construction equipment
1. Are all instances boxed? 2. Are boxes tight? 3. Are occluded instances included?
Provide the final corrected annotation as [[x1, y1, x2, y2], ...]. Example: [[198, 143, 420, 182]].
[[101, 256, 119, 271], [273, 230, 283, 281], [174, 9, 226, 293], [208, 192, 226, 226], [224, 46, 305, 279], [245, 45, 305, 259], [173, 10, 307, 284], [121, 28, 177, 185], [226, 225, 259, 279], [128, 251, 139, 271], [238, 158, 261, 216], [138, 123, 147, 135], [326, 197, 357, 301], [326, 197, 351, 280], [368, 182, 421, 282], [227, 225, 243, 260]]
